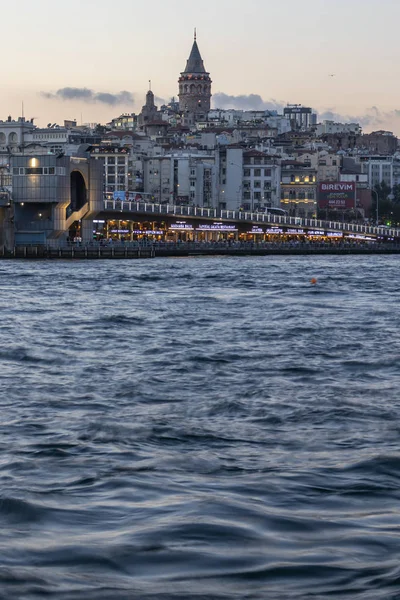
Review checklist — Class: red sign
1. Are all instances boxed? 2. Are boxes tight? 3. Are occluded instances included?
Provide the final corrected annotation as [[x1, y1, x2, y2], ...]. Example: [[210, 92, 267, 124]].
[[318, 182, 355, 209]]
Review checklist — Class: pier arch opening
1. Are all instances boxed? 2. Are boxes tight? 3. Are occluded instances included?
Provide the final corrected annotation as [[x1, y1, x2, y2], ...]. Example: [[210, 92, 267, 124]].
[[70, 170, 87, 211]]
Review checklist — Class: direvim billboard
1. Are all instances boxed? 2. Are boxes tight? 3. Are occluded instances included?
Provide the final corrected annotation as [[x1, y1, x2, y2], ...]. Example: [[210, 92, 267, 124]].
[[318, 182, 355, 209]]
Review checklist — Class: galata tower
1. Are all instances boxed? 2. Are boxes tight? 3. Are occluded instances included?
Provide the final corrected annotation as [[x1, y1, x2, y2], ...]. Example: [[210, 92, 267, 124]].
[[178, 30, 212, 124]]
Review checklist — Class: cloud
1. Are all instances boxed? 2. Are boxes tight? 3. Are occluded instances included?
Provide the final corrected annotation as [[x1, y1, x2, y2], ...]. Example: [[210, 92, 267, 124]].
[[213, 95, 400, 132], [41, 87, 134, 106], [212, 93, 285, 112], [318, 106, 384, 128], [155, 96, 167, 106]]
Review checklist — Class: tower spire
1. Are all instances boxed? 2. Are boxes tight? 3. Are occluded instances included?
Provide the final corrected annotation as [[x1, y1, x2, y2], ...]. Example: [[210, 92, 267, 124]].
[[194, 27, 196, 41]]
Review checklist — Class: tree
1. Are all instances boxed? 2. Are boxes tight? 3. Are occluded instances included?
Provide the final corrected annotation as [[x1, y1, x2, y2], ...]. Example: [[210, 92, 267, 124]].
[[392, 184, 400, 204], [374, 181, 391, 203], [372, 181, 400, 225]]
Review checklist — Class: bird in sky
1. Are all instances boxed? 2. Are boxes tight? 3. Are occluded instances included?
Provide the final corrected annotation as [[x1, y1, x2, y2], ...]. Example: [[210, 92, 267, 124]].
[[328, 74, 336, 77]]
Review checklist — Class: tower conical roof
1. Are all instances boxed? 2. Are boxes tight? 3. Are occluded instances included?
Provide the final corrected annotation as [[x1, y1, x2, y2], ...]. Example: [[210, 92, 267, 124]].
[[184, 39, 206, 74]]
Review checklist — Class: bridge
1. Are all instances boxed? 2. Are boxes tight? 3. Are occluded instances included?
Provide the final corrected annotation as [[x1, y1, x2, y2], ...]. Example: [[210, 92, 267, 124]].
[[101, 199, 399, 240]]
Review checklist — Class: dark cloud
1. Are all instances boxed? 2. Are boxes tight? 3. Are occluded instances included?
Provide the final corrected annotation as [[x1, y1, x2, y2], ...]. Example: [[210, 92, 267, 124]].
[[41, 87, 134, 106], [212, 96, 400, 132], [155, 96, 167, 106], [317, 105, 400, 129], [212, 93, 285, 112]]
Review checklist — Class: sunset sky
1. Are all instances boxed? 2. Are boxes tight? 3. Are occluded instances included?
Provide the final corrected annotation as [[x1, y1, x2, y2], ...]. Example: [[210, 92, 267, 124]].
[[2, 0, 400, 132]]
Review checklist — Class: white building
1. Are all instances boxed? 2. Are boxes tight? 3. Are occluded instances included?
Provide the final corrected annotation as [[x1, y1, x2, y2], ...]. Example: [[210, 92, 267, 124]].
[[0, 116, 101, 157], [356, 155, 393, 188], [0, 117, 35, 152], [218, 147, 281, 211], [144, 152, 217, 206], [316, 120, 362, 136], [207, 110, 291, 135], [296, 150, 341, 181]]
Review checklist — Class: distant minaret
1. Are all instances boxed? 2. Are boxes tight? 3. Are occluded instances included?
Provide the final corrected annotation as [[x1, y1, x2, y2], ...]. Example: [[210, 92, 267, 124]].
[[178, 30, 212, 123], [138, 81, 159, 129]]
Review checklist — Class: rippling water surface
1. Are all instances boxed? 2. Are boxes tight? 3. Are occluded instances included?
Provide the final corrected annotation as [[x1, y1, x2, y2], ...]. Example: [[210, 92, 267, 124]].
[[2, 255, 400, 599]]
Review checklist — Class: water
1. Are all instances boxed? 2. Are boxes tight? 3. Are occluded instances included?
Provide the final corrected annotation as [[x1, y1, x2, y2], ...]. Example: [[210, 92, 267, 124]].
[[1, 255, 400, 600]]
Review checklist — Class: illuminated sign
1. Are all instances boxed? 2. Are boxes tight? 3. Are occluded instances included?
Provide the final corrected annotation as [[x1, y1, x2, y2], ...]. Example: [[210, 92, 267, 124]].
[[307, 230, 325, 236], [169, 221, 194, 231], [132, 230, 164, 235], [111, 229, 130, 234], [248, 227, 264, 234], [286, 228, 305, 235], [265, 227, 283, 234], [318, 182, 355, 209], [197, 222, 238, 231], [326, 232, 343, 238], [345, 234, 375, 241]]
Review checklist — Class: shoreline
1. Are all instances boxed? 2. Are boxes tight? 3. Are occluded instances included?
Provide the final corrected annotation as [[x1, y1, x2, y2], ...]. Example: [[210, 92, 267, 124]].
[[1, 244, 400, 259]]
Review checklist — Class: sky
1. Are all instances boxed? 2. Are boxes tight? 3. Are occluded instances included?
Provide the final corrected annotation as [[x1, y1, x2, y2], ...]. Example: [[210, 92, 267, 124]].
[[2, 0, 400, 133]]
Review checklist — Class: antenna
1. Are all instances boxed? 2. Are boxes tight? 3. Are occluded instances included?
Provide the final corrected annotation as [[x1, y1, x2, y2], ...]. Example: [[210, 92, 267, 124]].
[[149, 80, 151, 91], [22, 101, 24, 119], [194, 27, 196, 41]]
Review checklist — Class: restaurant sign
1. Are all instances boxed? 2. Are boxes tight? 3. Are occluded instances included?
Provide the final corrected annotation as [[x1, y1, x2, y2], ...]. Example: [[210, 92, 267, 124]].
[[169, 221, 194, 231], [198, 222, 238, 232]]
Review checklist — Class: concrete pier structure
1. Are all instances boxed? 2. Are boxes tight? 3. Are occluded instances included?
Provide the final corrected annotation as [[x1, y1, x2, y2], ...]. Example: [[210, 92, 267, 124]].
[[9, 155, 103, 246]]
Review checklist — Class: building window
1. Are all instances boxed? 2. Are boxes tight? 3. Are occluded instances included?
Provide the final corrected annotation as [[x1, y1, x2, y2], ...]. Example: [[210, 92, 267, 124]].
[[254, 180, 261, 188], [254, 169, 261, 177], [243, 169, 250, 177], [254, 192, 261, 200], [243, 191, 251, 200], [264, 169, 271, 177]]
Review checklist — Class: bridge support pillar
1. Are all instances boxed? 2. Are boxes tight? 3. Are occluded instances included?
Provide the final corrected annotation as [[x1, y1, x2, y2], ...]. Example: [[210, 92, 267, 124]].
[[81, 218, 94, 244]]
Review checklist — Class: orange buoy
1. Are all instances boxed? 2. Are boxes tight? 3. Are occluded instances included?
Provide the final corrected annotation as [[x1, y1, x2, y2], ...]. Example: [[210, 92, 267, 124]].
[[310, 278, 317, 285]]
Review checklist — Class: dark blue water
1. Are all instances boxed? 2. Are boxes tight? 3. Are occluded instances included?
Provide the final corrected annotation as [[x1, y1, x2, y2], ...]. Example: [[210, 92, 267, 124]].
[[1, 255, 400, 599]]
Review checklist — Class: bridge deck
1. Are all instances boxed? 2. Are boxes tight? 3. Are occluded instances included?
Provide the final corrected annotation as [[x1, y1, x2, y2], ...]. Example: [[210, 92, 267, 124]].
[[102, 200, 398, 239]]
